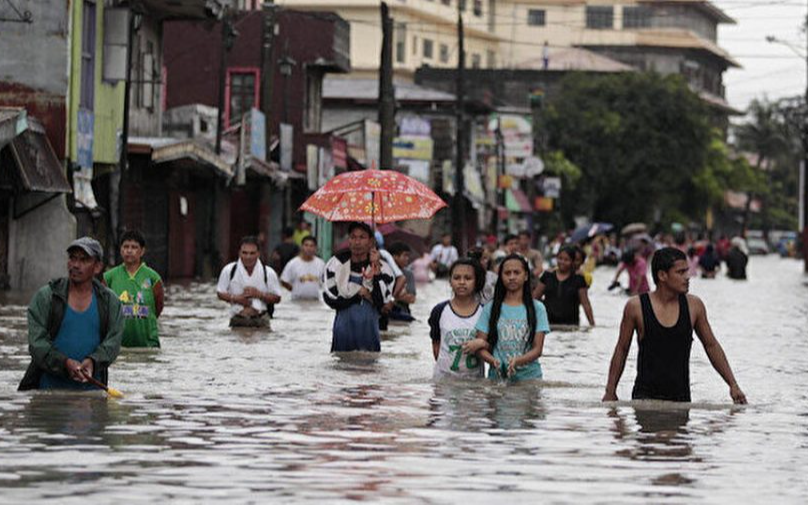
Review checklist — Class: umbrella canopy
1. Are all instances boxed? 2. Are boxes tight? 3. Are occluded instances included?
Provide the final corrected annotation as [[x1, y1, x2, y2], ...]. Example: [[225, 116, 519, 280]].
[[334, 223, 429, 255], [570, 222, 613, 243], [299, 169, 447, 224], [620, 222, 647, 236]]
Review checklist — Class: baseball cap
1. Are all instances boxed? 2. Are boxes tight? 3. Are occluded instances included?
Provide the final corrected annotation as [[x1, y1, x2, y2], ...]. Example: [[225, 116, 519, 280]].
[[67, 236, 103, 261]]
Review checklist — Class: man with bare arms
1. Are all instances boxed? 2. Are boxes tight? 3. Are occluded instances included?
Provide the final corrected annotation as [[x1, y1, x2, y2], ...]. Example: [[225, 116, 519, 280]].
[[603, 247, 747, 404]]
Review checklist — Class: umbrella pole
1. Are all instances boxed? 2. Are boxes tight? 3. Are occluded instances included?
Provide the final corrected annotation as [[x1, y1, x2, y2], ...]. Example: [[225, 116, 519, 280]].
[[372, 191, 376, 233]]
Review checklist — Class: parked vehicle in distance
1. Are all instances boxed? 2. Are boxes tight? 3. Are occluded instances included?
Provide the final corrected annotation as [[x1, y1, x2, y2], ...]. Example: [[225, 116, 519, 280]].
[[747, 237, 770, 255]]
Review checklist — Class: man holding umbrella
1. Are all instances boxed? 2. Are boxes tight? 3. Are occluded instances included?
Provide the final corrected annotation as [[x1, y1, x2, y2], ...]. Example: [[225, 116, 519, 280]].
[[300, 169, 448, 351], [322, 222, 396, 352]]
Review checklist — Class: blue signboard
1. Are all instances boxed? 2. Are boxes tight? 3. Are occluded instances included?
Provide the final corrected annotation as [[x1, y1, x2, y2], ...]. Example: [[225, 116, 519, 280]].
[[249, 108, 266, 162], [77, 108, 94, 169]]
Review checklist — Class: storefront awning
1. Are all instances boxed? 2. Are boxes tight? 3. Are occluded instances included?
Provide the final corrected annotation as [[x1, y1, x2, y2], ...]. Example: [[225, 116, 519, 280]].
[[1, 118, 71, 194], [129, 137, 233, 179], [505, 188, 532, 213]]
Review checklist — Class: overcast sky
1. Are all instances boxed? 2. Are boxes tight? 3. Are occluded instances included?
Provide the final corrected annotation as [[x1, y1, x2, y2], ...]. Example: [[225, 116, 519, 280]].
[[715, 0, 806, 112]]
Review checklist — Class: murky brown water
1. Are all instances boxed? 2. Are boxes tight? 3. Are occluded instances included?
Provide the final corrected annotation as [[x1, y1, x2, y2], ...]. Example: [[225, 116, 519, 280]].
[[1, 255, 806, 503]]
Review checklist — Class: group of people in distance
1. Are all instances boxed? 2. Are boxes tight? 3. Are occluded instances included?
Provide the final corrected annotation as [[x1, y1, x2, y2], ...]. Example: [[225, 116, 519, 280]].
[[17, 222, 747, 406]]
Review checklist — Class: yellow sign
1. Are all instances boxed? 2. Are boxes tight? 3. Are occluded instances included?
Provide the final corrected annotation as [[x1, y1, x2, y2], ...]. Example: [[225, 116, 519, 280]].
[[393, 137, 434, 161]]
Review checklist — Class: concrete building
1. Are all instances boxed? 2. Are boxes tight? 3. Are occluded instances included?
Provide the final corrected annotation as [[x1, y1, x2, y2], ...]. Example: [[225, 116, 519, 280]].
[[164, 8, 351, 262], [494, 0, 738, 113], [276, 0, 503, 78]]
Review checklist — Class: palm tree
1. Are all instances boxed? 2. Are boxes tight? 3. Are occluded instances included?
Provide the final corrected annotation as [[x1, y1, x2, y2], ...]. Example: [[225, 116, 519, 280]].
[[733, 99, 790, 235]]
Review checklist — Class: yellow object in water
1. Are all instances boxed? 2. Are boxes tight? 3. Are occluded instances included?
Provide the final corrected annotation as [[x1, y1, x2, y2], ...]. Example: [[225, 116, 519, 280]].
[[105, 386, 124, 399]]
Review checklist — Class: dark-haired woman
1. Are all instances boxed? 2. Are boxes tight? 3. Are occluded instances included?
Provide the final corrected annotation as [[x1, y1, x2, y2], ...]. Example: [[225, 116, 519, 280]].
[[428, 258, 487, 379], [534, 246, 595, 327], [474, 254, 550, 382]]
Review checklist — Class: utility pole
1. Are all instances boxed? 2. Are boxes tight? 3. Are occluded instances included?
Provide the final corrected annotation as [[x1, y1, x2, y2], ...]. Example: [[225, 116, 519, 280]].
[[803, 7, 808, 273], [260, 2, 277, 149], [378, 2, 395, 170], [453, 8, 467, 253], [215, 7, 236, 155]]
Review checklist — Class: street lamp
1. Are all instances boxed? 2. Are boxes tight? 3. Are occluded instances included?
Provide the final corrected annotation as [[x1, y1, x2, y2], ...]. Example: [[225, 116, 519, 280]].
[[767, 33, 808, 271]]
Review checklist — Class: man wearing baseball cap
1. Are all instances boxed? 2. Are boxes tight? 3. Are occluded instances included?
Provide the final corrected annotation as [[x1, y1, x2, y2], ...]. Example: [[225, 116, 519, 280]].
[[18, 237, 124, 391]]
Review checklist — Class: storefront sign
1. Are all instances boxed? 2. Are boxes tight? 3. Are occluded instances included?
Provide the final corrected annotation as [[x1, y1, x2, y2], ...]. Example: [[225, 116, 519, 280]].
[[393, 136, 434, 161]]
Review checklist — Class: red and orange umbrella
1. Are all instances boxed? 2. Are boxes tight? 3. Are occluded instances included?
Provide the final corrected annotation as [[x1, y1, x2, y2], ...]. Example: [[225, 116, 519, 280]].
[[299, 169, 447, 225]]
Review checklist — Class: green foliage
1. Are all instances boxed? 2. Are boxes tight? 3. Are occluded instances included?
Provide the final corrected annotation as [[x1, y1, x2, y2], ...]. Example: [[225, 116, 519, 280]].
[[543, 150, 582, 188], [732, 97, 803, 231], [545, 72, 713, 227]]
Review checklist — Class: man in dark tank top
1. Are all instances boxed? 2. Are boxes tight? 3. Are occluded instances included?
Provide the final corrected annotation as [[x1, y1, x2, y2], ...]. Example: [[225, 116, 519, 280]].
[[602, 247, 747, 404]]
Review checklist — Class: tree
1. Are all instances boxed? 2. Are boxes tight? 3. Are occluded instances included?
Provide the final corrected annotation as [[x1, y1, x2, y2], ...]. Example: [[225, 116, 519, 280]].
[[545, 72, 712, 227], [733, 97, 802, 232]]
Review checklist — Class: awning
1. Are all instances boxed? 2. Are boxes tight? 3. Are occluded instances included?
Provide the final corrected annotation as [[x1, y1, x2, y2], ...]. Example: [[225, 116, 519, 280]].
[[0, 118, 71, 193], [245, 156, 303, 186], [505, 188, 532, 213], [0, 107, 27, 148], [129, 137, 233, 178]]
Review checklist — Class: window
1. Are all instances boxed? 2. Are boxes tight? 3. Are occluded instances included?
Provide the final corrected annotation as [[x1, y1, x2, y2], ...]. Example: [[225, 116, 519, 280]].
[[413, 36, 418, 55], [423, 38, 434, 59], [473, 0, 482, 16], [586, 6, 613, 29], [471, 53, 481, 68], [226, 69, 259, 128], [527, 9, 546, 26], [395, 22, 407, 63], [486, 49, 496, 68], [459, 0, 467, 10], [439, 43, 449, 63], [80, 0, 96, 110], [623, 6, 651, 29], [441, 0, 450, 5]]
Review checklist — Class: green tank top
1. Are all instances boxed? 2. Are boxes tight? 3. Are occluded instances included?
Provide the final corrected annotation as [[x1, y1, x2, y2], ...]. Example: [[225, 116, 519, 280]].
[[103, 263, 162, 347]]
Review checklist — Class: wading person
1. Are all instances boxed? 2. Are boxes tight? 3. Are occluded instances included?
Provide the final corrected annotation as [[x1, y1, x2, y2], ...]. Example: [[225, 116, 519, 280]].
[[518, 230, 544, 280], [217, 236, 282, 328], [323, 222, 395, 352], [280, 236, 325, 300], [428, 258, 487, 380], [534, 246, 595, 327], [18, 237, 124, 391], [103, 230, 164, 347], [430, 233, 458, 279], [475, 254, 550, 382], [602, 247, 747, 404]]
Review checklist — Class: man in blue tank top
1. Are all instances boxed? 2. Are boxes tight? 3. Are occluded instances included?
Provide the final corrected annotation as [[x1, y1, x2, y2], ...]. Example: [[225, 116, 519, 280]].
[[602, 247, 747, 404], [18, 237, 124, 391]]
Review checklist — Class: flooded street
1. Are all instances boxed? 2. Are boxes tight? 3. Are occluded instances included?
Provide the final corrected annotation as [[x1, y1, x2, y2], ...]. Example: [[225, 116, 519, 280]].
[[1, 255, 807, 503]]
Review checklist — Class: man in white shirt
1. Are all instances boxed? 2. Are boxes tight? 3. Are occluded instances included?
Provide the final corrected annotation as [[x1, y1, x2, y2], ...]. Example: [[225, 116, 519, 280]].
[[280, 236, 325, 300], [217, 236, 282, 328], [430, 233, 459, 278]]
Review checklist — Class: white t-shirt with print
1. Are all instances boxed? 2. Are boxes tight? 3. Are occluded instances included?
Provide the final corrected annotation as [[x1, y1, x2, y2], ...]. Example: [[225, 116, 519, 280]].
[[280, 256, 325, 300], [429, 300, 484, 380]]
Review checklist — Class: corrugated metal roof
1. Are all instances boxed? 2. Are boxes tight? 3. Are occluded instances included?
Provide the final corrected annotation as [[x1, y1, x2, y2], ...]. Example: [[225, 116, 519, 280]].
[[324, 78, 456, 103], [516, 46, 633, 73]]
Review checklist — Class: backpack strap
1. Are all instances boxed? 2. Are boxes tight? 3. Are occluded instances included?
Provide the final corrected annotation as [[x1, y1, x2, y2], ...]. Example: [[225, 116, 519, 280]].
[[229, 263, 238, 282]]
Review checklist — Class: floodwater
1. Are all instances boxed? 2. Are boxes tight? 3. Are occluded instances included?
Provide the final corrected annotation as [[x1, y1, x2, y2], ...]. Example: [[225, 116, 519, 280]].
[[0, 255, 806, 504]]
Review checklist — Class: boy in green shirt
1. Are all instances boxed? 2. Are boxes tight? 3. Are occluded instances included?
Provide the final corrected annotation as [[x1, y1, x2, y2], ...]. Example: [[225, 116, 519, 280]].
[[103, 230, 165, 347]]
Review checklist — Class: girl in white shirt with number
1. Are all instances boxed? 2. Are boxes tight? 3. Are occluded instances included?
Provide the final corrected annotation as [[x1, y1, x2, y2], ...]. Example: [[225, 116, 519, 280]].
[[428, 258, 489, 380]]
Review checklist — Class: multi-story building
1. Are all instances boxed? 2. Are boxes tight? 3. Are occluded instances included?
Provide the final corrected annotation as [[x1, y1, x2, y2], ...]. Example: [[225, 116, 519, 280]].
[[277, 0, 504, 78], [494, 0, 738, 112], [276, 0, 737, 113]]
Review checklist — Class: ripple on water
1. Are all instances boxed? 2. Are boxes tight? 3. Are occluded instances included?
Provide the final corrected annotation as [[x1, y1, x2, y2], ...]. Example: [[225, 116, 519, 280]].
[[0, 258, 806, 502]]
